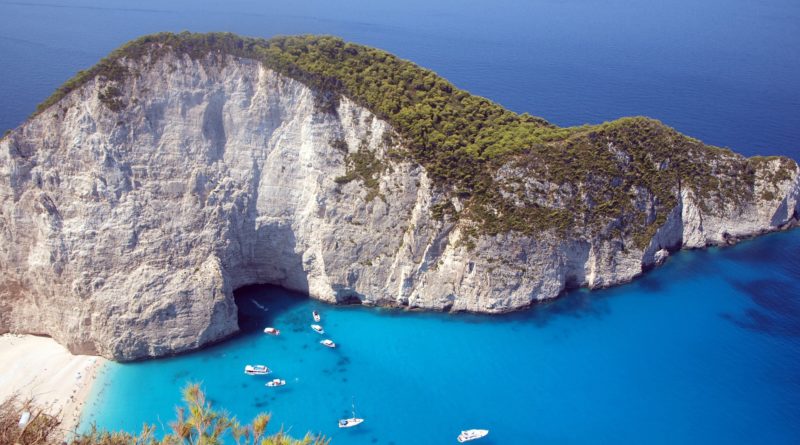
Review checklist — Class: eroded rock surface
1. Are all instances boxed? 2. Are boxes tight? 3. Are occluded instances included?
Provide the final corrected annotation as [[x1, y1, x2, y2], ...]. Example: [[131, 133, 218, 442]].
[[1, 51, 797, 360]]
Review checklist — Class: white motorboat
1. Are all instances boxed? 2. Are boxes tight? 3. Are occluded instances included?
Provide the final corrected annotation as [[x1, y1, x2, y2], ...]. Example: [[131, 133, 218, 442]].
[[338, 401, 364, 428], [457, 429, 489, 442], [263, 327, 280, 336], [266, 378, 286, 387], [311, 324, 324, 334], [320, 339, 336, 348], [338, 418, 364, 428], [244, 365, 271, 375], [313, 311, 321, 322]]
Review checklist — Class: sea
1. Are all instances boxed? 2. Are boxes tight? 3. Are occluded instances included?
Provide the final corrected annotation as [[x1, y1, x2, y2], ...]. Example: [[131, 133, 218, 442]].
[[1, 0, 799, 443]]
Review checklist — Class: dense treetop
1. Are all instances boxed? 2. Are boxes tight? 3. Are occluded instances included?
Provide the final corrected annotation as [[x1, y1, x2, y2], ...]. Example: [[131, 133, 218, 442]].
[[26, 32, 796, 244]]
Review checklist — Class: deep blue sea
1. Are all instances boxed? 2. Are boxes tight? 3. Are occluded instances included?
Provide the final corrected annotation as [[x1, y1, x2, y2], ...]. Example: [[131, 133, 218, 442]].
[[1, 0, 799, 443]]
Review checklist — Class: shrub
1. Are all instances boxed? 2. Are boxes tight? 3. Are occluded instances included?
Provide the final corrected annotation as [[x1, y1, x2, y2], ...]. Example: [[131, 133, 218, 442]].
[[0, 384, 327, 445]]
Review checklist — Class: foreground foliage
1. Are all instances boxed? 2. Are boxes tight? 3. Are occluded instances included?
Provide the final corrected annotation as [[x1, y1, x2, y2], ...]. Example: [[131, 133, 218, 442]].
[[24, 32, 797, 244], [1, 394, 62, 445], [1, 384, 328, 445]]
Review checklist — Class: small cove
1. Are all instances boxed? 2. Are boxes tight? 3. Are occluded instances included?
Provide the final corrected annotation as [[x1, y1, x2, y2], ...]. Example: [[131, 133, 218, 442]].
[[80, 229, 800, 444]]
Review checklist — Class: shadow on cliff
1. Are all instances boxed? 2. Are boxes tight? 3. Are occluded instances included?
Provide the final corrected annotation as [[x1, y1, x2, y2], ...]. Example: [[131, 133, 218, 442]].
[[227, 216, 314, 336], [234, 284, 309, 335]]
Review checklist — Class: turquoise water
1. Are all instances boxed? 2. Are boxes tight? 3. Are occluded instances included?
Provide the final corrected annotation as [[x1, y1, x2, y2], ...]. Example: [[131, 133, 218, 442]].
[[80, 230, 800, 444]]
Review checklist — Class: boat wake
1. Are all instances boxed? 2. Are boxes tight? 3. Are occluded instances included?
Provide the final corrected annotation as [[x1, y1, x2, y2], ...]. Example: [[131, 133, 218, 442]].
[[251, 299, 269, 312]]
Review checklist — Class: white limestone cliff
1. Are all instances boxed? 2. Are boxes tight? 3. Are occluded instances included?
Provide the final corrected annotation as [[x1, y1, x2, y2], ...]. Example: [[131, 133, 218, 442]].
[[1, 51, 797, 360]]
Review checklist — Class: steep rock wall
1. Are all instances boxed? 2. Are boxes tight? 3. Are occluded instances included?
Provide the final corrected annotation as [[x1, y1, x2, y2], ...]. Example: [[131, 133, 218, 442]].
[[1, 51, 797, 360]]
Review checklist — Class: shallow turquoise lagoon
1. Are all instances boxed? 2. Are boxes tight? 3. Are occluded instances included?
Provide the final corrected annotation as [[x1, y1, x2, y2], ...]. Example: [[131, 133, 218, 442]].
[[81, 230, 800, 444]]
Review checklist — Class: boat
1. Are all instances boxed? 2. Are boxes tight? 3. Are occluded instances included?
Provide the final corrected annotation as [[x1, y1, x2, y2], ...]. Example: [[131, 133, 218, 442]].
[[320, 339, 336, 348], [312, 311, 321, 322], [457, 429, 489, 442], [244, 365, 271, 375], [311, 324, 324, 334], [338, 400, 364, 428], [263, 327, 280, 336], [338, 417, 364, 428], [266, 378, 286, 387]]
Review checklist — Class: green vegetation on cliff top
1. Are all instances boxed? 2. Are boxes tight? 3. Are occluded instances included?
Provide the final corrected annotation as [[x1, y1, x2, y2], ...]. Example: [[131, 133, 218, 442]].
[[26, 32, 797, 246]]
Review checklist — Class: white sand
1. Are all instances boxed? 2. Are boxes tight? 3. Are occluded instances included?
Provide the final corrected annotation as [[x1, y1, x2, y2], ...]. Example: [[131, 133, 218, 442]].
[[0, 334, 107, 434]]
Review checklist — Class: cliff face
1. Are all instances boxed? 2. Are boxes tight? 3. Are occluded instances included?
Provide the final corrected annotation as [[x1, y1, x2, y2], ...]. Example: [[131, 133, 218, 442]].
[[1, 49, 798, 360]]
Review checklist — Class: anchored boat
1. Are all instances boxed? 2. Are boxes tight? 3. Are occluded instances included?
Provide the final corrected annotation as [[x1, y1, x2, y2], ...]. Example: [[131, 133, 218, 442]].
[[457, 429, 489, 442], [263, 327, 280, 336], [338, 400, 364, 428], [321, 339, 336, 348], [311, 324, 325, 334], [244, 365, 271, 375]]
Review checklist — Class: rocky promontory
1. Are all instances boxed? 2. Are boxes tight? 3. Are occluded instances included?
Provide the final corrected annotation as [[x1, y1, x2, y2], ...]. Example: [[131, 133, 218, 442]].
[[1, 33, 797, 360]]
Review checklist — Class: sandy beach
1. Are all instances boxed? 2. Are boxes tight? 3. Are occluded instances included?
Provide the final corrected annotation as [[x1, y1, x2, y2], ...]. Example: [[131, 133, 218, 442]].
[[0, 334, 106, 435]]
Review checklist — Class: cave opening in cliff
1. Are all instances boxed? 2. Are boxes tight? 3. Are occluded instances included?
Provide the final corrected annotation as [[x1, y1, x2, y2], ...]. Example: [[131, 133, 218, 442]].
[[232, 284, 310, 335]]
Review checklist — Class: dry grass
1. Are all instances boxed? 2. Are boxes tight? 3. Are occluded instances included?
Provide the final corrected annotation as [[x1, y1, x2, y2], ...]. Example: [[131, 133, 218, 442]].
[[0, 385, 328, 445], [0, 394, 64, 445]]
